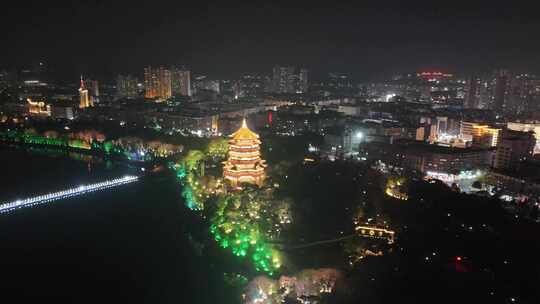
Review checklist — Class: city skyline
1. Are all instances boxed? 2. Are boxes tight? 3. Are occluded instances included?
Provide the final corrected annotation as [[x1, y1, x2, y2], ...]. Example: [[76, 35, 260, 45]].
[[3, 3, 540, 303], [2, 2, 540, 80]]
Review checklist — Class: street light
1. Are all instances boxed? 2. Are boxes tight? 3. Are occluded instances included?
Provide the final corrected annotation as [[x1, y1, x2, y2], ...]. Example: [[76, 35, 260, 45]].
[[386, 93, 396, 102]]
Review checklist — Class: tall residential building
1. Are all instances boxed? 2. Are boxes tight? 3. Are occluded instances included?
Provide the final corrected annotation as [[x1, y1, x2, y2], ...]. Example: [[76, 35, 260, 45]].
[[79, 76, 93, 108], [263, 75, 273, 93], [171, 67, 191, 96], [192, 75, 206, 94], [220, 80, 235, 99], [297, 68, 309, 93], [202, 80, 220, 93], [144, 66, 172, 100], [493, 129, 535, 170], [507, 121, 540, 154], [51, 105, 76, 120], [272, 66, 295, 93], [526, 78, 540, 113], [327, 72, 353, 95], [493, 69, 510, 114], [116, 74, 139, 99], [21, 61, 49, 86], [505, 74, 540, 115], [0, 70, 15, 91], [84, 79, 99, 104], [233, 74, 264, 99], [271, 66, 309, 94], [193, 75, 220, 94], [464, 76, 480, 109], [478, 79, 492, 109]]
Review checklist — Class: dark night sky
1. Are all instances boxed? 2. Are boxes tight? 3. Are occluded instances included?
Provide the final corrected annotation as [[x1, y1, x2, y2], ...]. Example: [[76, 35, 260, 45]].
[[2, 1, 540, 81]]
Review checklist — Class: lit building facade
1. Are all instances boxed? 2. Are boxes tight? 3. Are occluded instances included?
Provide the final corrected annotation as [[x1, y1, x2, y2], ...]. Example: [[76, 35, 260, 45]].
[[79, 76, 93, 108], [472, 125, 501, 148], [223, 119, 267, 187], [193, 75, 220, 95], [504, 74, 540, 115], [493, 69, 510, 113], [272, 66, 308, 94], [51, 105, 75, 120], [272, 66, 294, 93], [27, 98, 51, 116], [116, 74, 139, 99], [297, 68, 309, 93], [233, 74, 264, 99], [171, 67, 191, 96], [144, 66, 172, 100], [464, 76, 481, 109], [507, 121, 540, 154], [461, 121, 489, 141], [493, 129, 535, 170], [327, 72, 353, 95], [84, 79, 99, 103], [417, 71, 454, 82], [363, 140, 492, 174]]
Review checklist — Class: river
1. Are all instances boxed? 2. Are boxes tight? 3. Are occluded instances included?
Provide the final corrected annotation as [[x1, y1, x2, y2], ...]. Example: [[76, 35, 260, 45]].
[[0, 146, 238, 303]]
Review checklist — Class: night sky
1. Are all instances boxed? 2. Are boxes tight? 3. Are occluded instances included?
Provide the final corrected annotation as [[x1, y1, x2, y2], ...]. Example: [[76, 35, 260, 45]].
[[2, 1, 540, 81]]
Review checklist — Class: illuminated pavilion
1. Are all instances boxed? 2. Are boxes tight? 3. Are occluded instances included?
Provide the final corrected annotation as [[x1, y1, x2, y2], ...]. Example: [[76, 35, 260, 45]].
[[223, 119, 267, 187]]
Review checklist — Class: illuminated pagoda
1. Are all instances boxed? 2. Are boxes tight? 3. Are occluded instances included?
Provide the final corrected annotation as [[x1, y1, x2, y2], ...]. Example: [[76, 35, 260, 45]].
[[223, 118, 267, 187]]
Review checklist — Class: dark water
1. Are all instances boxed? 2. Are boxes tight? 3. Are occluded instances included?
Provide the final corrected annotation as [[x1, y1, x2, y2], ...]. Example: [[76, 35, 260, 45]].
[[0, 147, 235, 303]]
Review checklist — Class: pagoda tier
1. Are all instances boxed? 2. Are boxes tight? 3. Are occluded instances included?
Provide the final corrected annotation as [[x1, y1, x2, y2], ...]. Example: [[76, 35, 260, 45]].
[[223, 119, 267, 187]]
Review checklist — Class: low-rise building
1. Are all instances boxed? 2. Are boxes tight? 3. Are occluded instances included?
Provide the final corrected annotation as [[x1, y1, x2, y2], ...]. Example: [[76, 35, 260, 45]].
[[364, 139, 493, 174]]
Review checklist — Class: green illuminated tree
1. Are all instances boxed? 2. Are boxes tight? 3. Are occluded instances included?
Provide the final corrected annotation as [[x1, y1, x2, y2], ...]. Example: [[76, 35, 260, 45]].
[[183, 150, 206, 171], [207, 137, 229, 160]]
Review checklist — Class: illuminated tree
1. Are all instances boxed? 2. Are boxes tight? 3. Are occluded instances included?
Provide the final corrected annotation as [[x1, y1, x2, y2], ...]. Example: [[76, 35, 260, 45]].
[[71, 129, 106, 143], [244, 276, 281, 304], [208, 189, 285, 274], [207, 137, 229, 160], [273, 198, 293, 225], [102, 141, 113, 154], [183, 150, 205, 171], [68, 138, 91, 150], [172, 146, 293, 275]]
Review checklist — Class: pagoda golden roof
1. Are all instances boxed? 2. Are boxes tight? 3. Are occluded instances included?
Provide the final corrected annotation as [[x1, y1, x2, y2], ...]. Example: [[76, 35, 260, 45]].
[[231, 119, 260, 140]]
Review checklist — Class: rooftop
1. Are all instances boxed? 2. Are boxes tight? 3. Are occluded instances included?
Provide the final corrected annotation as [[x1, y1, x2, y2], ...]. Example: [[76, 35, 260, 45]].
[[231, 119, 259, 140]]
